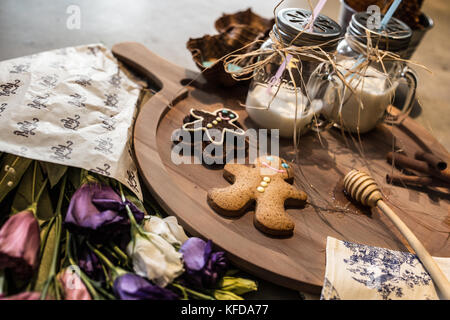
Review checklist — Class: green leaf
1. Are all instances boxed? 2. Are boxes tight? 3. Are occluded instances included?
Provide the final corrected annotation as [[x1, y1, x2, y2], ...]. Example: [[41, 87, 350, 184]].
[[0, 154, 33, 204], [11, 161, 53, 220], [67, 167, 82, 190], [34, 218, 58, 292], [40, 162, 68, 188]]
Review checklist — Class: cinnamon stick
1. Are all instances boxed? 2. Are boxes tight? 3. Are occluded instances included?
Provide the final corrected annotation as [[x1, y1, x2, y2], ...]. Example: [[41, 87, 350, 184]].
[[414, 151, 447, 171], [386, 174, 433, 185], [386, 152, 450, 184], [386, 173, 449, 188]]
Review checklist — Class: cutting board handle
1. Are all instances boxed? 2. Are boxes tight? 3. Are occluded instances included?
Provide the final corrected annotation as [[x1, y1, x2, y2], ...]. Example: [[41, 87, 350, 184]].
[[112, 42, 188, 105]]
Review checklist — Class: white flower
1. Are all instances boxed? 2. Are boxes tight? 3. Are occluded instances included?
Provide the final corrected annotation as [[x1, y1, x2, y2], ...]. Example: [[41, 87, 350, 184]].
[[143, 216, 189, 246], [127, 232, 184, 287]]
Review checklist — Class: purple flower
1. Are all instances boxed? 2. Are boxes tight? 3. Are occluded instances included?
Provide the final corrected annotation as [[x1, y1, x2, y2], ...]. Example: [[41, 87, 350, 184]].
[[0, 210, 40, 278], [64, 183, 144, 241], [180, 238, 228, 288], [113, 273, 178, 300], [78, 244, 104, 282]]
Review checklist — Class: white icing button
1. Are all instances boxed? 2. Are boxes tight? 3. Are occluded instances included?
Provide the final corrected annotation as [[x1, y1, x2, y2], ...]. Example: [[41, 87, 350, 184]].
[[206, 123, 212, 128], [212, 120, 218, 125], [260, 181, 268, 187], [263, 177, 271, 183], [216, 117, 222, 122], [257, 186, 265, 193]]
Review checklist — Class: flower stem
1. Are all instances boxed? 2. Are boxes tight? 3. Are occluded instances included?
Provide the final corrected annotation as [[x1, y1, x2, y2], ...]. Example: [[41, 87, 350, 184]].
[[118, 183, 147, 246], [54, 277, 62, 300], [108, 242, 129, 266], [28, 177, 49, 217], [31, 161, 37, 204], [172, 283, 215, 300], [86, 241, 126, 281], [86, 242, 115, 271], [67, 232, 101, 300], [0, 269, 5, 296], [89, 280, 116, 300], [34, 178, 48, 204]]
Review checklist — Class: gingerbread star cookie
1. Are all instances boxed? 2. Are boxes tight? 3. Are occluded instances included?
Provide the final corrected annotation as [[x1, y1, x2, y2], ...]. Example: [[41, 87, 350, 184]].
[[207, 155, 307, 236]]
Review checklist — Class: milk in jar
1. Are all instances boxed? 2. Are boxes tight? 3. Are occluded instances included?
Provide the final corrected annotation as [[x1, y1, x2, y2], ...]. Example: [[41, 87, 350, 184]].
[[244, 8, 342, 139], [321, 59, 398, 133], [245, 84, 322, 138]]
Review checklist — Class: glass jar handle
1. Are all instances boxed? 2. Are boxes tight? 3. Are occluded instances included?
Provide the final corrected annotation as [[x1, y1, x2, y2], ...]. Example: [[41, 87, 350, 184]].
[[306, 62, 339, 133], [384, 66, 418, 125]]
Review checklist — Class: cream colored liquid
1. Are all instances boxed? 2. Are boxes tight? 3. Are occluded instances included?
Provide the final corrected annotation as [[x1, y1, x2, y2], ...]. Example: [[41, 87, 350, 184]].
[[322, 59, 398, 133], [245, 85, 322, 138]]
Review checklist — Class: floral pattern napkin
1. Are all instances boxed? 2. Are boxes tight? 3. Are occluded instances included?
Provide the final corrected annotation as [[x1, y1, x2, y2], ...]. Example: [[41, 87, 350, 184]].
[[321, 237, 450, 300], [0, 44, 142, 198]]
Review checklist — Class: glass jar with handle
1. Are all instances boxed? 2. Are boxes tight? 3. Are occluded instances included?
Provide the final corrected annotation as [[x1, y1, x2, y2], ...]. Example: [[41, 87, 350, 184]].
[[307, 12, 417, 134], [244, 8, 342, 138]]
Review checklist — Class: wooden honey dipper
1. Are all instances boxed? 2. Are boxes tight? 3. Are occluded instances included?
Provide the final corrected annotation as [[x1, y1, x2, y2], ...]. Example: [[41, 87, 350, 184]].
[[344, 169, 450, 300]]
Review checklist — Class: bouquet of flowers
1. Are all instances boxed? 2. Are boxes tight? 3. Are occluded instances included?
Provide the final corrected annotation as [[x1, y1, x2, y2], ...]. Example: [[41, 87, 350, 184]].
[[0, 153, 257, 300]]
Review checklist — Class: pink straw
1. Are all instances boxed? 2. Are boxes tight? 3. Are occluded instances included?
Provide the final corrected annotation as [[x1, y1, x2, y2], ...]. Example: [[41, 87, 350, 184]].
[[308, 0, 328, 31], [266, 0, 328, 95]]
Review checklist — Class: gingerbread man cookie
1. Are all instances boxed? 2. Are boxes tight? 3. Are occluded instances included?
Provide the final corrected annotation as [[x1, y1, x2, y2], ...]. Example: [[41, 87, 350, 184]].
[[177, 107, 247, 165], [207, 155, 307, 236], [182, 108, 245, 145]]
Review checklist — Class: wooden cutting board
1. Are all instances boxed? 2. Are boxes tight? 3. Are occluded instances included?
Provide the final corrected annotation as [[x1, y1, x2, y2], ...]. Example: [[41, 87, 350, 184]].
[[112, 42, 450, 294]]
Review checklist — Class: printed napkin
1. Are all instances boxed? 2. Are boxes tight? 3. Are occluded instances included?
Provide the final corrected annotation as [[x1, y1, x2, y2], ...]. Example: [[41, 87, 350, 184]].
[[0, 44, 142, 198], [321, 237, 450, 300]]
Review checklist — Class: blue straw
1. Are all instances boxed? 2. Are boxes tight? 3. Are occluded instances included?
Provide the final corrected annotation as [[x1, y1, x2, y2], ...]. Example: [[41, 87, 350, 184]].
[[345, 55, 366, 80], [345, 0, 403, 80], [381, 0, 402, 28]]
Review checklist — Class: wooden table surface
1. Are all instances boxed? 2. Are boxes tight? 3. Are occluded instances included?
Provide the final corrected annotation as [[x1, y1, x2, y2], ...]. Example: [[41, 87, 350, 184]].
[[0, 0, 448, 299]]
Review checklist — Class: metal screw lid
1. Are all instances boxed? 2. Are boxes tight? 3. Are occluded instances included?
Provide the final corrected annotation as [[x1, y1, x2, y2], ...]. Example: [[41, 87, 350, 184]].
[[347, 12, 412, 53], [273, 8, 342, 50]]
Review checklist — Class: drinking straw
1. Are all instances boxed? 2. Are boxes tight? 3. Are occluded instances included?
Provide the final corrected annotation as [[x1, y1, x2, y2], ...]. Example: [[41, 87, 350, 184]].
[[266, 0, 328, 94], [381, 0, 402, 28], [266, 54, 292, 94], [345, 0, 402, 80], [308, 0, 328, 32]]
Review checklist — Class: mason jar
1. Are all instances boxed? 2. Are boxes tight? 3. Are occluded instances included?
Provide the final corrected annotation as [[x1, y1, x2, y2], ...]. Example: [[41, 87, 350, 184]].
[[245, 8, 342, 138], [310, 12, 417, 133]]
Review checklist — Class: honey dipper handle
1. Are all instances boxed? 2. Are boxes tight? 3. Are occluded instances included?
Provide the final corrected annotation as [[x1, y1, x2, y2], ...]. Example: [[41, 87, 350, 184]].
[[377, 200, 450, 300]]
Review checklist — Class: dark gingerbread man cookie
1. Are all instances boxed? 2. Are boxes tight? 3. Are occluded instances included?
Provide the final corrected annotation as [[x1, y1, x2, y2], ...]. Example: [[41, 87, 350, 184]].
[[177, 107, 247, 165], [182, 108, 245, 145], [207, 155, 307, 236]]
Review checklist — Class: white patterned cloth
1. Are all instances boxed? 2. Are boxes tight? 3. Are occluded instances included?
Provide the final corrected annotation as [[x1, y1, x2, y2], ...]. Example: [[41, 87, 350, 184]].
[[321, 237, 450, 300], [0, 44, 142, 198]]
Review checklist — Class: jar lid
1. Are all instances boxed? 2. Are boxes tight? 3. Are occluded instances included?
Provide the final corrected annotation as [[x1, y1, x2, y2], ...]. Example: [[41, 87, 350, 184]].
[[274, 8, 342, 50], [348, 12, 412, 52]]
